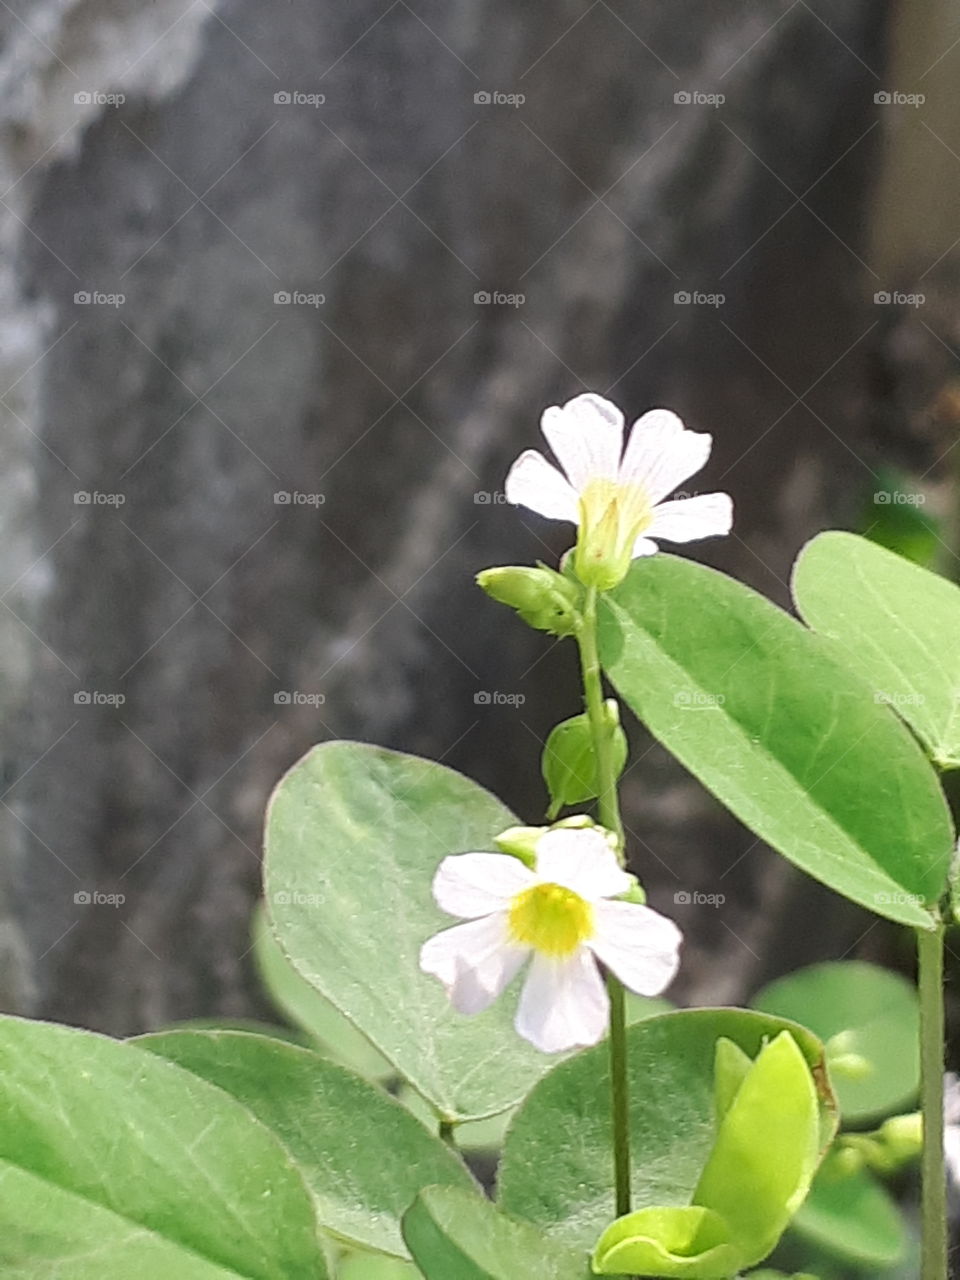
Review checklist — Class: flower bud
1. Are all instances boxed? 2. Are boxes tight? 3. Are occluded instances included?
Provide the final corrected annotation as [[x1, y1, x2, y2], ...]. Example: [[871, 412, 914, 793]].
[[476, 564, 581, 636], [542, 701, 627, 819]]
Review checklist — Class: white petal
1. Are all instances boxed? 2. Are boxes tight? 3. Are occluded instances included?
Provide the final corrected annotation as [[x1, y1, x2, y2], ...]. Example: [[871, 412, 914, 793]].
[[504, 450, 579, 523], [588, 899, 683, 996], [515, 949, 609, 1052], [534, 827, 633, 901], [631, 535, 659, 558], [540, 393, 624, 491], [432, 852, 535, 919], [620, 409, 712, 505], [648, 493, 733, 544], [420, 913, 528, 1014]]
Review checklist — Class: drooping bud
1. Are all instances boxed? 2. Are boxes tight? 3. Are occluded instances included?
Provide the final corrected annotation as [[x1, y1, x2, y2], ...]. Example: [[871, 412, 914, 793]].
[[541, 700, 628, 819], [476, 563, 582, 636]]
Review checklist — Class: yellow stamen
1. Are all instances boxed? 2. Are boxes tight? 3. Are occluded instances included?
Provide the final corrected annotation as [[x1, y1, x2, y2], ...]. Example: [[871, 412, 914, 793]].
[[507, 882, 595, 957]]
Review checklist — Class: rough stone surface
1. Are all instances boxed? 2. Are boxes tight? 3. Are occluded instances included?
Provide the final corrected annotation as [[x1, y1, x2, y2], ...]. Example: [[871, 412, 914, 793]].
[[0, 0, 903, 1031]]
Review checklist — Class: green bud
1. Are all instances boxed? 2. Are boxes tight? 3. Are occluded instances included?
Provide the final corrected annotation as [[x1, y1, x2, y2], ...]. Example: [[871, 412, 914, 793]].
[[476, 564, 581, 636], [492, 825, 545, 866], [878, 1112, 923, 1164], [541, 701, 627, 819]]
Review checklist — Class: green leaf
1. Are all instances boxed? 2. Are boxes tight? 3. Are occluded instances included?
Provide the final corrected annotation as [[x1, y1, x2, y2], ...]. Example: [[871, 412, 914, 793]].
[[252, 904, 393, 1081], [592, 1205, 740, 1277], [791, 1155, 906, 1267], [498, 1009, 835, 1252], [134, 1029, 477, 1260], [693, 1032, 820, 1268], [0, 1015, 326, 1279], [338, 1255, 421, 1280], [793, 531, 960, 769], [263, 741, 564, 1122], [751, 961, 919, 1122], [713, 1036, 752, 1121], [542, 704, 627, 818], [402, 1186, 590, 1280], [598, 554, 953, 926]]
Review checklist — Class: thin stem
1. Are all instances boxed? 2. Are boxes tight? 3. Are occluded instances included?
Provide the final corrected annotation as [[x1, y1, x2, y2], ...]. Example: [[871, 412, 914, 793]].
[[576, 584, 630, 1218], [438, 1119, 456, 1148], [918, 919, 947, 1280], [577, 586, 624, 849]]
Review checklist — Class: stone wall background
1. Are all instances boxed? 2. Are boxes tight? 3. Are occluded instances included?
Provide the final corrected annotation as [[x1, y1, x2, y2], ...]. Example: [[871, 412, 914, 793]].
[[0, 0, 954, 1033]]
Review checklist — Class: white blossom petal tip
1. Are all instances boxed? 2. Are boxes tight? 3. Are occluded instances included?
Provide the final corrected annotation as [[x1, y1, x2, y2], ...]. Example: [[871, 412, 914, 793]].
[[420, 826, 683, 1052]]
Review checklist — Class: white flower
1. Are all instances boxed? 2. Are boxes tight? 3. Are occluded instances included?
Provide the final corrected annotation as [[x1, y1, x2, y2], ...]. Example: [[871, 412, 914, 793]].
[[945, 1074, 960, 1187], [419, 826, 683, 1053], [504, 392, 733, 589]]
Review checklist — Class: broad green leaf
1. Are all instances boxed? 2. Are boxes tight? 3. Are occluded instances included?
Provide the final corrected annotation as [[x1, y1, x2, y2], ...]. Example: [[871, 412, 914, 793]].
[[252, 904, 393, 1081], [713, 1037, 752, 1121], [264, 741, 564, 1122], [751, 962, 919, 1122], [134, 1029, 476, 1259], [498, 1009, 835, 1252], [402, 1186, 590, 1280], [693, 1032, 820, 1267], [592, 1205, 740, 1277], [0, 1015, 325, 1279], [793, 531, 960, 769], [791, 1156, 906, 1267], [598, 555, 953, 926]]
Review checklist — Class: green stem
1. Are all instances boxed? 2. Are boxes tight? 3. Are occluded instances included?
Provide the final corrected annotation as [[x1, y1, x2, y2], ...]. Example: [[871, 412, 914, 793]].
[[918, 919, 947, 1280], [438, 1119, 456, 1148], [577, 585, 630, 1218]]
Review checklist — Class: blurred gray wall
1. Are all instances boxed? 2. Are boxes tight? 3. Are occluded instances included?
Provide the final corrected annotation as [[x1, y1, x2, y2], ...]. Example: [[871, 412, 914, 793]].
[[0, 0, 936, 1031]]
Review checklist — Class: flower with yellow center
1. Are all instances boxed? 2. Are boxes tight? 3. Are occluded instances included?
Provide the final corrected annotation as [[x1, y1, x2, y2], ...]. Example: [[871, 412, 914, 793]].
[[419, 826, 683, 1053], [504, 393, 733, 590]]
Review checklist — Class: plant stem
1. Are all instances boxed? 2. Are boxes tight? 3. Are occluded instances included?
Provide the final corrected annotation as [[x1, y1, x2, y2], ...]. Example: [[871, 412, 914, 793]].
[[577, 585, 630, 1218], [438, 1119, 456, 1148], [918, 918, 947, 1280]]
